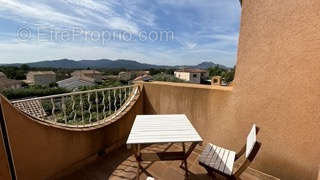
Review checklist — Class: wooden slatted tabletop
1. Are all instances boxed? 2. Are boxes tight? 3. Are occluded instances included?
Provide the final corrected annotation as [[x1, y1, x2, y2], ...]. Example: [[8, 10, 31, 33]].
[[127, 114, 203, 144], [126, 114, 203, 179]]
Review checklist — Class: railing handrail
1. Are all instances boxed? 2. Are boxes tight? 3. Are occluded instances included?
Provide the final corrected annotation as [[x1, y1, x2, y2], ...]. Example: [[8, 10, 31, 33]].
[[11, 85, 137, 103], [11, 85, 140, 130]]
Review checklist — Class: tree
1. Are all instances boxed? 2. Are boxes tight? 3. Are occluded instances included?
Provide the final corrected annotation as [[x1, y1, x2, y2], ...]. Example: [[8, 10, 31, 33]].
[[152, 73, 185, 83], [208, 65, 224, 77], [208, 65, 236, 83], [20, 64, 30, 71]]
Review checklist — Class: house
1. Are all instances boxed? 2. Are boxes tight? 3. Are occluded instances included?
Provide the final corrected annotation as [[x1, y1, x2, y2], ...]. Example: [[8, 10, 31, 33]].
[[0, 72, 22, 89], [0, 72, 6, 79], [132, 71, 150, 77], [57, 76, 96, 90], [102, 75, 118, 81], [71, 70, 102, 83], [118, 71, 150, 81], [174, 69, 209, 84], [26, 71, 56, 86], [132, 74, 153, 82], [118, 72, 132, 81]]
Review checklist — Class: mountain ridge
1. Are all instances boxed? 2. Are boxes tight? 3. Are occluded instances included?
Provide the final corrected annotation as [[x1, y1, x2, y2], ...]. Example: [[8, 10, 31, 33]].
[[0, 59, 230, 69]]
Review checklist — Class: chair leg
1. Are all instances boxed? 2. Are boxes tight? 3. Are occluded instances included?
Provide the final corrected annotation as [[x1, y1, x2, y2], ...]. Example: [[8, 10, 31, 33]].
[[227, 175, 239, 180], [182, 143, 189, 178], [205, 167, 213, 176]]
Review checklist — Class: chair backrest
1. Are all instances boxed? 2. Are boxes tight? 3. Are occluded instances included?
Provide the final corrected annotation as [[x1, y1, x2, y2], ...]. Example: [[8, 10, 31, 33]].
[[245, 124, 257, 158]]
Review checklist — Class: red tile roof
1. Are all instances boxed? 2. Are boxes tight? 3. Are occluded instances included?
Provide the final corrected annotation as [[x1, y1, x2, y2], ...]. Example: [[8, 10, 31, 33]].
[[175, 69, 208, 73]]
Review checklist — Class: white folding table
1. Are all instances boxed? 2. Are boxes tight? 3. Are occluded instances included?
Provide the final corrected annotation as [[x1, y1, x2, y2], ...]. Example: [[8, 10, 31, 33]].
[[127, 114, 203, 179]]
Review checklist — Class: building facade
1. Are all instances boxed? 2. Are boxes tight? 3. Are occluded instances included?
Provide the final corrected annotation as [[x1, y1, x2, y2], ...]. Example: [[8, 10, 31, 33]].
[[118, 72, 132, 81], [26, 71, 56, 86], [174, 69, 209, 84], [71, 70, 102, 83], [57, 76, 96, 90]]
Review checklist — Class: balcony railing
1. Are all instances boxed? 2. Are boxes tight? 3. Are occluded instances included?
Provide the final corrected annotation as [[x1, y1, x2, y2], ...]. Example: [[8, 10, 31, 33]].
[[11, 85, 139, 128]]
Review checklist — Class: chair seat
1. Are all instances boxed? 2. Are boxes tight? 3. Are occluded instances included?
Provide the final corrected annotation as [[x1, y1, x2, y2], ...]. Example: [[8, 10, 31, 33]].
[[199, 143, 235, 176]]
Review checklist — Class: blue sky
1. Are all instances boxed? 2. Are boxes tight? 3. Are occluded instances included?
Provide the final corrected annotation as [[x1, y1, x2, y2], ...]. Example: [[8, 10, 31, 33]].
[[0, 0, 241, 66]]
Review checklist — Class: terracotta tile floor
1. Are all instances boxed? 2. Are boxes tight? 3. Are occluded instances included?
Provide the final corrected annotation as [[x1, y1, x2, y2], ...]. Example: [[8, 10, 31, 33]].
[[60, 143, 278, 180]]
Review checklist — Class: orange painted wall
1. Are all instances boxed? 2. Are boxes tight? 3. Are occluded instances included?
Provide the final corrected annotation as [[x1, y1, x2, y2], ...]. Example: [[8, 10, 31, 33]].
[[234, 0, 320, 179], [0, 94, 143, 180]]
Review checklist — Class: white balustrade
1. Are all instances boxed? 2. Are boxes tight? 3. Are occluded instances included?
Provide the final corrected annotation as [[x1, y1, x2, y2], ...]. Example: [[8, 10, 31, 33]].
[[11, 85, 138, 127]]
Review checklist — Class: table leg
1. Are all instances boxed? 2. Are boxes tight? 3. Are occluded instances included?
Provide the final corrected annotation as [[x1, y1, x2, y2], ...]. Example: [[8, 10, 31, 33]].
[[180, 142, 198, 169], [182, 142, 189, 178], [134, 144, 141, 180]]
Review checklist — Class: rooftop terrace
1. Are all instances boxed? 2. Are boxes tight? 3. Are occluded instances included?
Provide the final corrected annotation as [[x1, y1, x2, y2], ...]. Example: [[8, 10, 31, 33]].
[[1, 81, 316, 179], [1, 1, 320, 179]]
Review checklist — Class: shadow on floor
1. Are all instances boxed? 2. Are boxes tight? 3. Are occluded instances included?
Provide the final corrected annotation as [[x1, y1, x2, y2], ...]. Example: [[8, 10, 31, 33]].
[[59, 143, 275, 180]]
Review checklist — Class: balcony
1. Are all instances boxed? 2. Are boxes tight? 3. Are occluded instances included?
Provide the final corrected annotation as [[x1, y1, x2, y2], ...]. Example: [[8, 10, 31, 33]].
[[0, 81, 318, 179]]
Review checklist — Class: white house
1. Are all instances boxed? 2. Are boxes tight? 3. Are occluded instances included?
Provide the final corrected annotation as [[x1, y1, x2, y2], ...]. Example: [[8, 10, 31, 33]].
[[174, 69, 209, 84]]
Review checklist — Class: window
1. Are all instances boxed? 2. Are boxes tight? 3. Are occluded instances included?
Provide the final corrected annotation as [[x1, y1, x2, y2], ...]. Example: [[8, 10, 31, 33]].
[[193, 74, 197, 78]]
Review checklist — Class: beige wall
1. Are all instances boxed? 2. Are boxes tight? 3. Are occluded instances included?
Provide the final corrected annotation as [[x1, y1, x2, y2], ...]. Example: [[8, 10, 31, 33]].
[[0, 93, 143, 179], [142, 82, 237, 148], [142, 1, 320, 178], [141, 79, 320, 179]]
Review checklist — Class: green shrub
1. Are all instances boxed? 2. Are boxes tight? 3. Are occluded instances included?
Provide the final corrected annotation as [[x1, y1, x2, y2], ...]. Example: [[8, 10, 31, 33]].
[[152, 73, 186, 83], [0, 87, 69, 100]]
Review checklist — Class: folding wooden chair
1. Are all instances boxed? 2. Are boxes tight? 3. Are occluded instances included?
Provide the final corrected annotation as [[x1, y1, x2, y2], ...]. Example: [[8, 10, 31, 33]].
[[199, 124, 261, 179]]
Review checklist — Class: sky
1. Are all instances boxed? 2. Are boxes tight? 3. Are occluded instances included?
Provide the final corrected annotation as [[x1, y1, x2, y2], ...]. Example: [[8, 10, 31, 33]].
[[0, 0, 241, 66]]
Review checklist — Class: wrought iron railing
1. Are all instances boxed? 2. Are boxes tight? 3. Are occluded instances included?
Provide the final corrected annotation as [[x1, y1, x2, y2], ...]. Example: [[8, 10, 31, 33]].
[[11, 85, 139, 128]]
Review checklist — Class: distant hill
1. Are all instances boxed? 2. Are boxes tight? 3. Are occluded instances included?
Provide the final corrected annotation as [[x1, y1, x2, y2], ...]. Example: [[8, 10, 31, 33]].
[[0, 59, 229, 70], [180, 61, 229, 69]]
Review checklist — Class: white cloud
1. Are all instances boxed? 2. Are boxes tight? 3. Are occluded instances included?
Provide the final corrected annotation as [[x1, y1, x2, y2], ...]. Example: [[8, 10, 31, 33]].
[[106, 17, 140, 34], [61, 0, 114, 12], [0, 0, 154, 34], [0, 0, 240, 67], [179, 41, 197, 49], [0, 0, 85, 26]]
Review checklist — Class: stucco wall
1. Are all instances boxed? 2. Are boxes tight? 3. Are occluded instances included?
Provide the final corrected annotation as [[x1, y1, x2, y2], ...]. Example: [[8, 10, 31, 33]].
[[234, 0, 320, 179], [0, 93, 143, 180], [141, 82, 241, 152], [142, 0, 320, 179], [142, 78, 319, 179]]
